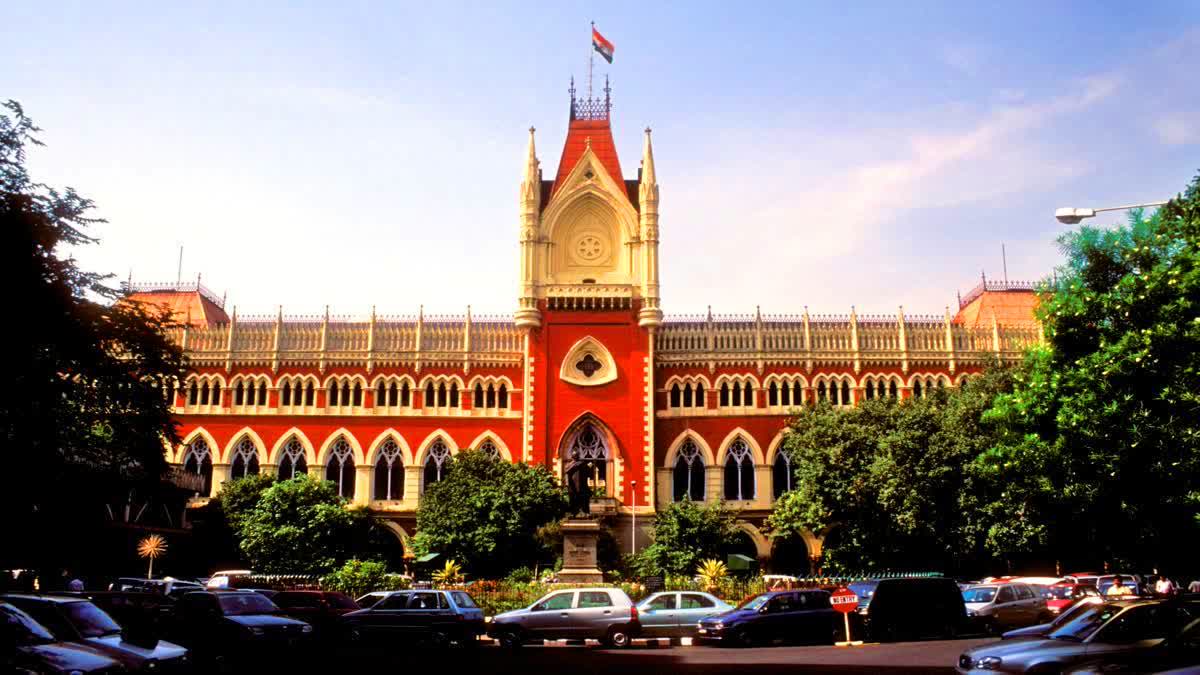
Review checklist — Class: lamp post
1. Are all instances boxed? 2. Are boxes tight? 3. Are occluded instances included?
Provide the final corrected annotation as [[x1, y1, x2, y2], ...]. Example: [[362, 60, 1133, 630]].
[[1054, 201, 1168, 225], [630, 479, 638, 554]]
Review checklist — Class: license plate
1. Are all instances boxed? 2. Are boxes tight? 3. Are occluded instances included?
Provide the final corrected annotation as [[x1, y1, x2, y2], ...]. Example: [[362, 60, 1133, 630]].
[[698, 629, 708, 634]]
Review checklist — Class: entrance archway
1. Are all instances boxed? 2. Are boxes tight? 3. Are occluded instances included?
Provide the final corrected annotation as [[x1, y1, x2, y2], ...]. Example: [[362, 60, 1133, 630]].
[[770, 535, 811, 576], [557, 414, 621, 498]]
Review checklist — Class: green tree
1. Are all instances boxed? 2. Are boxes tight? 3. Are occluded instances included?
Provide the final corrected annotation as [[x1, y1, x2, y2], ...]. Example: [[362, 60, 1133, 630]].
[[980, 175, 1200, 569], [216, 473, 276, 533], [237, 476, 367, 574], [410, 450, 567, 577], [1, 101, 185, 570], [321, 559, 410, 598], [634, 499, 740, 576]]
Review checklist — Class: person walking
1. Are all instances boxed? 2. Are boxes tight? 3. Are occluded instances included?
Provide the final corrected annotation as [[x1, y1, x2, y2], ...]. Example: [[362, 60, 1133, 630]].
[[1154, 575, 1175, 596], [1188, 578, 1200, 594]]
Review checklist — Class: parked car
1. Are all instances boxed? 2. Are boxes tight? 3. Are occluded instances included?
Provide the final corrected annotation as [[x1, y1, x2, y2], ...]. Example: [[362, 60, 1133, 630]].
[[355, 591, 389, 608], [862, 577, 967, 642], [1, 601, 125, 674], [205, 570, 254, 589], [2, 594, 189, 673], [273, 591, 359, 637], [80, 591, 176, 634], [1044, 583, 1103, 616], [340, 589, 482, 646], [849, 580, 879, 613], [962, 582, 1051, 634], [166, 590, 311, 666], [1064, 615, 1200, 674], [635, 591, 732, 639], [1097, 575, 1145, 597], [1001, 595, 1105, 640], [695, 590, 837, 647], [108, 577, 203, 600], [488, 588, 639, 648], [956, 597, 1199, 674]]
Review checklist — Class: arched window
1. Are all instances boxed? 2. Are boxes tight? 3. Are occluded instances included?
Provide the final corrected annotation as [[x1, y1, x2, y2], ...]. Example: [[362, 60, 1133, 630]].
[[352, 382, 362, 407], [281, 381, 292, 406], [567, 424, 609, 495], [424, 382, 435, 407], [449, 383, 459, 408], [913, 380, 923, 398], [773, 448, 794, 499], [731, 382, 742, 406], [864, 381, 875, 400], [325, 437, 355, 499], [720, 383, 730, 407], [187, 382, 198, 405], [423, 439, 452, 491], [388, 382, 398, 406], [768, 382, 779, 406], [682, 384, 694, 408], [478, 439, 501, 460], [694, 382, 705, 407], [400, 381, 410, 407], [328, 383, 339, 407], [257, 382, 267, 406], [743, 382, 753, 406], [230, 437, 259, 480], [817, 381, 827, 402], [673, 439, 705, 502], [277, 437, 307, 479], [341, 382, 351, 406], [792, 381, 803, 405], [497, 384, 508, 409], [437, 383, 447, 408], [182, 438, 213, 495], [889, 380, 899, 399], [234, 381, 245, 406], [373, 438, 404, 501], [841, 381, 851, 405], [200, 382, 210, 405], [376, 381, 387, 407], [723, 438, 755, 501], [486, 384, 496, 408], [474, 384, 484, 408], [670, 384, 681, 408]]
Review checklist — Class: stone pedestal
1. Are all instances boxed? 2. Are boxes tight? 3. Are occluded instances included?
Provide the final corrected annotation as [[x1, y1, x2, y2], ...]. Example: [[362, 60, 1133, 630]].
[[559, 518, 604, 583]]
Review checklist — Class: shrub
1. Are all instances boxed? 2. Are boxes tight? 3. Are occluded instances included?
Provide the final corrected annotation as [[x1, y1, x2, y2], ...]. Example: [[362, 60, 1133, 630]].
[[321, 559, 410, 598]]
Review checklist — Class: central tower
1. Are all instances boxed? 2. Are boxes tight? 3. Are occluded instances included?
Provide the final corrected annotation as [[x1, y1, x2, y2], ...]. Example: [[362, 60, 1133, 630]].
[[515, 81, 660, 524]]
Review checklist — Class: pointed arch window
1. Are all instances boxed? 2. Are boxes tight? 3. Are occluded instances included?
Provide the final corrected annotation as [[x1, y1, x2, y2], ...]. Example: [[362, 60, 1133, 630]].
[[230, 437, 259, 480], [423, 439, 452, 492], [673, 439, 705, 502], [328, 383, 340, 407], [478, 439, 501, 460], [474, 383, 484, 408], [791, 381, 802, 405], [257, 382, 268, 406], [376, 381, 387, 407], [682, 384, 694, 408], [889, 380, 899, 398], [278, 437, 308, 479], [424, 382, 435, 407], [373, 438, 404, 501], [768, 381, 779, 406], [567, 424, 609, 495], [183, 438, 213, 495], [773, 448, 794, 499], [234, 381, 245, 406], [743, 382, 753, 406], [720, 383, 730, 407], [723, 438, 755, 501], [841, 381, 851, 406], [282, 381, 292, 406], [401, 381, 411, 407], [670, 384, 681, 408], [325, 437, 355, 499], [497, 384, 508, 409], [694, 383, 705, 407], [913, 380, 923, 399], [187, 382, 198, 406]]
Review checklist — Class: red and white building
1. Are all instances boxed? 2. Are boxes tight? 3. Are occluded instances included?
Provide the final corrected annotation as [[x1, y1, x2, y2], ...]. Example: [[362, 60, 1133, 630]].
[[127, 85, 1041, 570]]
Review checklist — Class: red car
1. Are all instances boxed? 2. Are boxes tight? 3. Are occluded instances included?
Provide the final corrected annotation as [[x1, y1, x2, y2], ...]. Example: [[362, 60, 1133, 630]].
[[1043, 582, 1101, 615], [271, 591, 359, 638]]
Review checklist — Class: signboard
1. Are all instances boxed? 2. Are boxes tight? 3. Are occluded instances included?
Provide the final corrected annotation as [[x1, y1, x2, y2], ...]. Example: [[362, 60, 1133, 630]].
[[830, 587, 859, 614], [644, 575, 665, 593]]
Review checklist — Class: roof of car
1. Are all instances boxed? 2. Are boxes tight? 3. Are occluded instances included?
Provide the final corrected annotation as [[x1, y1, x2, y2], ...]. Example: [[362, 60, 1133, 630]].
[[1, 593, 86, 604]]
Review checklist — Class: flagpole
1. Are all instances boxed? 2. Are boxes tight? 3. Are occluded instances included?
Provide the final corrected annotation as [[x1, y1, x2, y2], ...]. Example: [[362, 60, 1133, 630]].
[[588, 20, 595, 99]]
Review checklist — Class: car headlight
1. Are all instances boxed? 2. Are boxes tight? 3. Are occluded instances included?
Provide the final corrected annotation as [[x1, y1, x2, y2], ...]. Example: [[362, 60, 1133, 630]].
[[248, 626, 265, 636], [974, 656, 1002, 670], [301, 624, 313, 633], [146, 660, 158, 670], [967, 610, 977, 617]]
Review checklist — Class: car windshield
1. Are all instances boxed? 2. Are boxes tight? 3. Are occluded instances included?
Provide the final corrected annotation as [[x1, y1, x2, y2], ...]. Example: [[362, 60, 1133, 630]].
[[737, 594, 771, 611], [1047, 586, 1077, 599], [217, 594, 279, 616], [848, 582, 877, 599], [63, 602, 122, 638], [2, 605, 56, 645], [962, 587, 997, 603], [1047, 604, 1123, 642]]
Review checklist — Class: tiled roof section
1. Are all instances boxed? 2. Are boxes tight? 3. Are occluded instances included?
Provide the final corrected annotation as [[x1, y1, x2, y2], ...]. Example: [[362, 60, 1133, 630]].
[[954, 285, 1040, 328], [551, 118, 628, 203], [121, 283, 229, 327]]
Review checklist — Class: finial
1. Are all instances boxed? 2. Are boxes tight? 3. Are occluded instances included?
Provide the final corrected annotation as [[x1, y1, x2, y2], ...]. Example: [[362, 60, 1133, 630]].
[[956, 290, 962, 307], [645, 126, 652, 135], [585, 136, 592, 148], [529, 125, 535, 134]]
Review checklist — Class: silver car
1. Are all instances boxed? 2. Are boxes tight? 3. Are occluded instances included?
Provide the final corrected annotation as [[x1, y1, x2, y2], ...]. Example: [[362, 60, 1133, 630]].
[[962, 583, 1050, 634], [956, 598, 1198, 674], [488, 588, 639, 648], [636, 592, 733, 639]]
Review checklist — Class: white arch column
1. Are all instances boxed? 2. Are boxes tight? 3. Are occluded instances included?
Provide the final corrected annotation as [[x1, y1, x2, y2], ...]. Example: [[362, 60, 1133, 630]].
[[210, 463, 231, 497], [353, 464, 372, 506]]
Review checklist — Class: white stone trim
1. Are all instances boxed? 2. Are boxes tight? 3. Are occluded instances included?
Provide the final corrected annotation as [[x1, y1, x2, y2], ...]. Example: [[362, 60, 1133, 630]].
[[316, 428, 364, 465], [365, 429, 414, 466], [466, 431, 514, 461], [268, 427, 318, 465], [559, 336, 618, 387]]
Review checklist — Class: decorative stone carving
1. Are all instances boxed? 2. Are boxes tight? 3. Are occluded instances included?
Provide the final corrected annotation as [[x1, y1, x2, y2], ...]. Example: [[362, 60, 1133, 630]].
[[559, 336, 617, 386]]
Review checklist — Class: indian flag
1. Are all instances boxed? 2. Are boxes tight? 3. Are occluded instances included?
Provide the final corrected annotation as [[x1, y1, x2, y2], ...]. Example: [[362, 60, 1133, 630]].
[[592, 27, 614, 63]]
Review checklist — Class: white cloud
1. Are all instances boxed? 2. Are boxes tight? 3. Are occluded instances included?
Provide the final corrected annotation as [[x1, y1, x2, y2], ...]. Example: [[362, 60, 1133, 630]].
[[1152, 114, 1199, 146]]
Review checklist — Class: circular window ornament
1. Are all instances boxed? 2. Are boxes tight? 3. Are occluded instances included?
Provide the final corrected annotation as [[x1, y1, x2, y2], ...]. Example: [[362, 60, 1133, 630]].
[[575, 234, 604, 262]]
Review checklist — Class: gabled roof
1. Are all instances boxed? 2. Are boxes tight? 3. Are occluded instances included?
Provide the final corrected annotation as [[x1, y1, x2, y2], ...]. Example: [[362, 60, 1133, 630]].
[[551, 118, 628, 204]]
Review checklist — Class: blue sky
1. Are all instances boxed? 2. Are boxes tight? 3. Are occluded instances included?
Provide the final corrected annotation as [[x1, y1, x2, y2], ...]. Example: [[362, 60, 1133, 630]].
[[5, 2, 1198, 318]]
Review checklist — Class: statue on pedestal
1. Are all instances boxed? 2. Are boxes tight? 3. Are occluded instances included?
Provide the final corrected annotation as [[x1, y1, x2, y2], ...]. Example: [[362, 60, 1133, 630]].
[[563, 448, 593, 517]]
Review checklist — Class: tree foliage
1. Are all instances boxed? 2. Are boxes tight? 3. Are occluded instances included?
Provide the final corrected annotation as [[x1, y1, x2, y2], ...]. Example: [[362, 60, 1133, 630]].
[[410, 450, 568, 577], [321, 559, 410, 598], [634, 499, 740, 576], [216, 474, 276, 533], [979, 176, 1200, 569], [236, 476, 367, 574], [1, 101, 184, 568]]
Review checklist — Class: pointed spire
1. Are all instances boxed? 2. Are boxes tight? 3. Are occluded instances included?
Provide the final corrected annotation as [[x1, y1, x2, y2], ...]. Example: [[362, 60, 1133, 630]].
[[521, 126, 540, 205], [641, 127, 657, 187]]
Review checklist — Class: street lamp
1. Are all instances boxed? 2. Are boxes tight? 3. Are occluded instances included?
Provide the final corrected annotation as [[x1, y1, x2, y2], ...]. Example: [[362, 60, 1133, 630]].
[[630, 480, 638, 554], [1054, 201, 1168, 225]]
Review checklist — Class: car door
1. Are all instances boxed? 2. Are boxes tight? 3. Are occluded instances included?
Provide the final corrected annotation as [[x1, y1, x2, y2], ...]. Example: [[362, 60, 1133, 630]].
[[762, 593, 795, 641], [802, 591, 835, 642], [524, 591, 576, 637], [406, 592, 450, 637], [1084, 605, 1182, 662], [639, 593, 677, 636], [575, 591, 618, 639], [366, 592, 410, 637], [678, 593, 719, 634], [992, 585, 1017, 628]]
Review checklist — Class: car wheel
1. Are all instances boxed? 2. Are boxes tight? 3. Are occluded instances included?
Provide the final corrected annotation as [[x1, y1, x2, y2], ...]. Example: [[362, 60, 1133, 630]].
[[346, 626, 363, 643], [604, 626, 632, 649], [498, 628, 523, 648], [731, 627, 755, 648]]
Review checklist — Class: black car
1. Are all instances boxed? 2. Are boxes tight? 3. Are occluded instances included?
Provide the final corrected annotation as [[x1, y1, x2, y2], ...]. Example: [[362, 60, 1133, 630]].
[[860, 577, 966, 641], [1065, 614, 1200, 674], [2, 594, 189, 673], [696, 590, 837, 647], [272, 591, 359, 637], [81, 591, 177, 639], [340, 590, 484, 646], [166, 590, 312, 666], [1, 601, 125, 674]]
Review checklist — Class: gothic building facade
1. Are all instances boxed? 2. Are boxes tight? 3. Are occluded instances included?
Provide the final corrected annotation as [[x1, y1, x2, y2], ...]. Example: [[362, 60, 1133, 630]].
[[127, 87, 1041, 571]]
